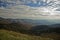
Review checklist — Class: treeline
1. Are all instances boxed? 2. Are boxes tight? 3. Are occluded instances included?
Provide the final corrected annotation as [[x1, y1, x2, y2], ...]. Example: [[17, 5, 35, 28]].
[[0, 23, 28, 33], [0, 23, 60, 36]]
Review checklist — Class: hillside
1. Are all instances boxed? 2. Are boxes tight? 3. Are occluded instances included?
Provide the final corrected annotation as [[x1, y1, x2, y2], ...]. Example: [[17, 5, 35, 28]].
[[0, 17, 60, 40], [0, 29, 59, 40]]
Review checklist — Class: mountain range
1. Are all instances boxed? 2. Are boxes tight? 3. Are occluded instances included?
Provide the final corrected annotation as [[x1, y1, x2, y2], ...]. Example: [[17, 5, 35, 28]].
[[0, 17, 60, 25], [0, 17, 60, 34]]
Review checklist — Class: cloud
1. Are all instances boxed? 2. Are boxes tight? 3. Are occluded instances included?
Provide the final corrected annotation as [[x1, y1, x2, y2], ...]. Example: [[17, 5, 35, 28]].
[[0, 0, 60, 20]]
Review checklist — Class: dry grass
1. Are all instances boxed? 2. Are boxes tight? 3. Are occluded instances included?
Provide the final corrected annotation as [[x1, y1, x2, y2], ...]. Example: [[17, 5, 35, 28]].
[[0, 29, 55, 40]]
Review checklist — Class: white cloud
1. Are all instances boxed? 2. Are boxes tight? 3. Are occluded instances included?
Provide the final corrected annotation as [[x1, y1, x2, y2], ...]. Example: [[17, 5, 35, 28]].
[[0, 0, 60, 20]]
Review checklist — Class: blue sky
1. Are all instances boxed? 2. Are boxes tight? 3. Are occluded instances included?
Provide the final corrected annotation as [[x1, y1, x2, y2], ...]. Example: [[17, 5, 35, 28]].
[[0, 0, 16, 8], [0, 0, 56, 7]]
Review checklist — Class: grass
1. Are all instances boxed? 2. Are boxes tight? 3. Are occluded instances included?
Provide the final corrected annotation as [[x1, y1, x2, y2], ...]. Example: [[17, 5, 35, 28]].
[[0, 29, 55, 40]]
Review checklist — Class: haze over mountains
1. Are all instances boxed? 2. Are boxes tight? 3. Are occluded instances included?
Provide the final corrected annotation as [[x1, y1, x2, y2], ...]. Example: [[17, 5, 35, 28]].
[[0, 17, 60, 27], [0, 17, 60, 34], [0, 17, 60, 25]]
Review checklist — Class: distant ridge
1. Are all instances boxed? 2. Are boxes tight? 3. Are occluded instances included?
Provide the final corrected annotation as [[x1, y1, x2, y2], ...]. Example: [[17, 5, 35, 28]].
[[0, 17, 60, 25]]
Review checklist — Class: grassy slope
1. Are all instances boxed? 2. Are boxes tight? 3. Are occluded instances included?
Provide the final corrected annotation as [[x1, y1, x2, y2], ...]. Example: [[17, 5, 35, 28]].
[[0, 29, 55, 40]]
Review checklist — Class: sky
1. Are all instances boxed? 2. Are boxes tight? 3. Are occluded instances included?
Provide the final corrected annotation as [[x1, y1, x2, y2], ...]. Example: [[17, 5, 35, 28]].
[[0, 0, 60, 20]]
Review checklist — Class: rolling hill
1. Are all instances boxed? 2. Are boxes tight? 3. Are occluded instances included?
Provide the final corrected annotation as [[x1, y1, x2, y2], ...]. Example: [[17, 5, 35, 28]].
[[0, 17, 60, 40], [0, 29, 60, 40]]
